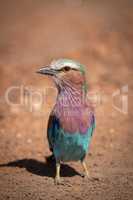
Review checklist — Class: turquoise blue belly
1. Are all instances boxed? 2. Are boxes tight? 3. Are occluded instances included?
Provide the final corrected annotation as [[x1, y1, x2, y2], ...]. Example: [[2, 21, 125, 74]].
[[51, 125, 94, 162]]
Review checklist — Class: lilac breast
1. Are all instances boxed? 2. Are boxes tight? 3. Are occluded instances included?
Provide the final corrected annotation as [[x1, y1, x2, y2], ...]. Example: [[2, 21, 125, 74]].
[[54, 102, 95, 135], [53, 82, 95, 134]]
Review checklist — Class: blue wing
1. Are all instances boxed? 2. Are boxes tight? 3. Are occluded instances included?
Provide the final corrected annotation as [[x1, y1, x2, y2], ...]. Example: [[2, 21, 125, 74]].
[[47, 113, 60, 152]]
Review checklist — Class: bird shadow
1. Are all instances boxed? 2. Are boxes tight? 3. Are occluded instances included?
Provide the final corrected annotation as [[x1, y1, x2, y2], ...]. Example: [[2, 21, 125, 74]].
[[0, 158, 81, 178]]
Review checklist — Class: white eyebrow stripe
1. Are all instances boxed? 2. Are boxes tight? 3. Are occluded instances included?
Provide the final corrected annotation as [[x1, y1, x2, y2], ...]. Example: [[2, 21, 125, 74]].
[[50, 59, 81, 70]]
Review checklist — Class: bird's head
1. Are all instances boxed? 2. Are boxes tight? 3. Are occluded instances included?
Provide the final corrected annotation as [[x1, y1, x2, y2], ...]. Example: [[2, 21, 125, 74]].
[[37, 58, 87, 93]]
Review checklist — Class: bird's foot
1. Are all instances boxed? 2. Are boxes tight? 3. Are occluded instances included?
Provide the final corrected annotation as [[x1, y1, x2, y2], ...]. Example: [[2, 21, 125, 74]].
[[54, 178, 72, 187], [54, 176, 62, 185], [81, 172, 91, 180], [81, 160, 91, 181]]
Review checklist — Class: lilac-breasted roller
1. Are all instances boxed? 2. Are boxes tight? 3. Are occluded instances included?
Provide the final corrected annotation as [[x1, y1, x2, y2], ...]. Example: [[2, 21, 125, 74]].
[[37, 59, 95, 184]]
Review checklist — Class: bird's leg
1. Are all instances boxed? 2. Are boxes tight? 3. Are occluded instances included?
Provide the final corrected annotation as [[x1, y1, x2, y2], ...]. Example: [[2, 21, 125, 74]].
[[81, 160, 90, 179], [55, 162, 61, 184]]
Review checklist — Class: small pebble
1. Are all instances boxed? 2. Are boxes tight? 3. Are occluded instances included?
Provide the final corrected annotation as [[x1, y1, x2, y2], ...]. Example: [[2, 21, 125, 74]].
[[27, 139, 32, 144], [16, 133, 22, 138], [109, 128, 115, 133], [1, 129, 5, 134]]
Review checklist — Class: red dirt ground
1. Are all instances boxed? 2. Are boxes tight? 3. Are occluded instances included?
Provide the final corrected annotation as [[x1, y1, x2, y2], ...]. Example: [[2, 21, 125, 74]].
[[0, 1, 133, 199]]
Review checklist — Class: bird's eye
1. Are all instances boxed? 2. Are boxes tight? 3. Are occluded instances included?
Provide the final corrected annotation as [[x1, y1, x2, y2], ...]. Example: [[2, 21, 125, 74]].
[[63, 66, 71, 72]]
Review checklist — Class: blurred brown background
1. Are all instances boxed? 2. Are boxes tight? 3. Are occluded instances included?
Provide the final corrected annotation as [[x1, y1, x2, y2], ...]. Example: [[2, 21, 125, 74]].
[[0, 0, 133, 199]]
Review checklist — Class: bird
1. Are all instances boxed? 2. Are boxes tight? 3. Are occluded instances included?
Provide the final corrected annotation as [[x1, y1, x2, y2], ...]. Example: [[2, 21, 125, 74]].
[[37, 58, 95, 184]]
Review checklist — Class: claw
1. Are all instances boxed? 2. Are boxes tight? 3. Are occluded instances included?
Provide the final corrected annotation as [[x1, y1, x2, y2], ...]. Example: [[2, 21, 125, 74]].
[[81, 173, 90, 179], [55, 177, 61, 185]]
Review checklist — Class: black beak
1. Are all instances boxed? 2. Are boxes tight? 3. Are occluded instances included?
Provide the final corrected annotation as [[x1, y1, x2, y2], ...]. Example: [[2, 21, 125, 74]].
[[36, 66, 56, 76]]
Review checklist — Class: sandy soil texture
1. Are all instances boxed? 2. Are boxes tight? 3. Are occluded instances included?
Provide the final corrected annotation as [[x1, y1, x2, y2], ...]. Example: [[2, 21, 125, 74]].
[[0, 1, 133, 199]]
